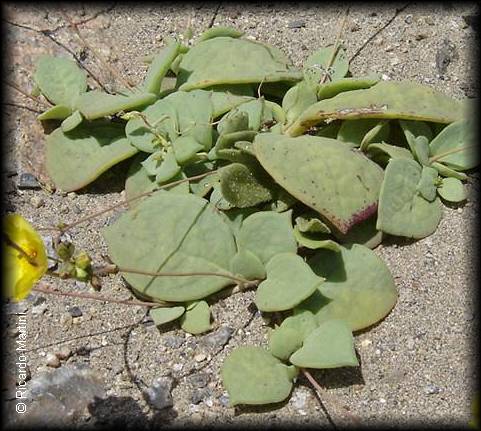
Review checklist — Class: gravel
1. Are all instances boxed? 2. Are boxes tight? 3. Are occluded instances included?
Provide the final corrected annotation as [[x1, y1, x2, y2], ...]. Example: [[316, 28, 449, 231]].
[[3, 2, 478, 428]]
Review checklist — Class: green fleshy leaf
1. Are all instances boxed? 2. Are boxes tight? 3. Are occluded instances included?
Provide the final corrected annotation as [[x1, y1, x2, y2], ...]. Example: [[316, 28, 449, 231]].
[[198, 26, 245, 42], [295, 213, 331, 234], [317, 76, 380, 100], [298, 244, 397, 331], [221, 346, 297, 406], [38, 104, 72, 121], [254, 133, 384, 234], [286, 80, 465, 137], [289, 319, 359, 369], [143, 41, 180, 95], [177, 37, 301, 91], [429, 118, 477, 171], [377, 158, 442, 238], [431, 161, 468, 181], [33, 55, 87, 107], [236, 210, 297, 265], [219, 162, 275, 208], [293, 228, 341, 251], [60, 110, 83, 133], [103, 192, 237, 302], [269, 310, 318, 360], [255, 253, 323, 312], [149, 306, 185, 326], [303, 46, 349, 86], [46, 120, 138, 192], [229, 249, 266, 280], [180, 300, 212, 334], [437, 177, 467, 203], [416, 166, 439, 202], [76, 90, 157, 120]]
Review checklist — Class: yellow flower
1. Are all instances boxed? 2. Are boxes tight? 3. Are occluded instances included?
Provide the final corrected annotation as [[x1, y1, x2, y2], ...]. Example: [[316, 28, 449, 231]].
[[3, 214, 48, 302]]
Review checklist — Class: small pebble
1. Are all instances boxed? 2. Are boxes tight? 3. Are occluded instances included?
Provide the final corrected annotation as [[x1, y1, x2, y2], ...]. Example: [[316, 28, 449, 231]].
[[144, 377, 174, 410], [415, 33, 428, 41], [46, 352, 61, 368], [54, 346, 72, 360], [189, 373, 210, 388], [194, 354, 206, 362], [68, 306, 83, 318], [424, 384, 441, 394], [360, 339, 372, 348], [17, 173, 41, 189], [218, 393, 230, 407], [191, 388, 212, 404], [380, 398, 386, 404], [201, 326, 234, 349], [404, 14, 413, 24], [287, 20, 306, 29], [32, 303, 48, 315], [173, 363, 183, 372]]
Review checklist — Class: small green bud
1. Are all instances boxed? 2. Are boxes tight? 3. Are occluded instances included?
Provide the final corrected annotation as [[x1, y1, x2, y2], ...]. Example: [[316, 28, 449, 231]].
[[58, 261, 76, 278], [74, 267, 90, 282], [56, 241, 75, 261], [74, 251, 92, 270]]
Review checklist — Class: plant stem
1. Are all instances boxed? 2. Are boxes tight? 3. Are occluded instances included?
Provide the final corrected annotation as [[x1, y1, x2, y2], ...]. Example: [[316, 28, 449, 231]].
[[319, 7, 350, 85], [56, 170, 218, 233], [117, 266, 254, 287], [32, 285, 170, 308], [428, 144, 476, 165], [301, 368, 361, 425], [93, 263, 255, 287]]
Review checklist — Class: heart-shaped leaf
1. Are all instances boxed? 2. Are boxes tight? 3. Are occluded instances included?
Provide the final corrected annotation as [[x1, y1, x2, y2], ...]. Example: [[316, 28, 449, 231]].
[[229, 249, 266, 280], [103, 192, 237, 302], [236, 210, 297, 264], [437, 177, 467, 203], [221, 346, 297, 406], [180, 300, 212, 334], [269, 310, 318, 360], [289, 319, 359, 368], [255, 253, 323, 312], [297, 244, 397, 331], [377, 158, 442, 238]]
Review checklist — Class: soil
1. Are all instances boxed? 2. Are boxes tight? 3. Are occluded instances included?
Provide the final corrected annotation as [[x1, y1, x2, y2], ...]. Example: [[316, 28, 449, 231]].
[[2, 3, 479, 428]]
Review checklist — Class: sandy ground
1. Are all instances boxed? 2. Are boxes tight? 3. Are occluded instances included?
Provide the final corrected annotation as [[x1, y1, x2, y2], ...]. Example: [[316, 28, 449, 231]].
[[2, 2, 479, 428]]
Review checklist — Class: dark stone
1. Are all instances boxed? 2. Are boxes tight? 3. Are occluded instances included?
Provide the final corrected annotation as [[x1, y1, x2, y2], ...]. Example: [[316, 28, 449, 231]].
[[189, 373, 210, 388], [435, 39, 457, 76], [144, 377, 174, 410], [287, 20, 306, 29], [17, 173, 41, 189], [68, 306, 83, 318], [163, 335, 184, 349], [200, 326, 234, 349], [191, 388, 212, 405]]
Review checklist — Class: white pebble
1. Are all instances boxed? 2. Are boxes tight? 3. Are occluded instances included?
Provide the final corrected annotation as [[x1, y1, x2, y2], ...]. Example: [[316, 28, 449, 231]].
[[46, 353, 61, 368]]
